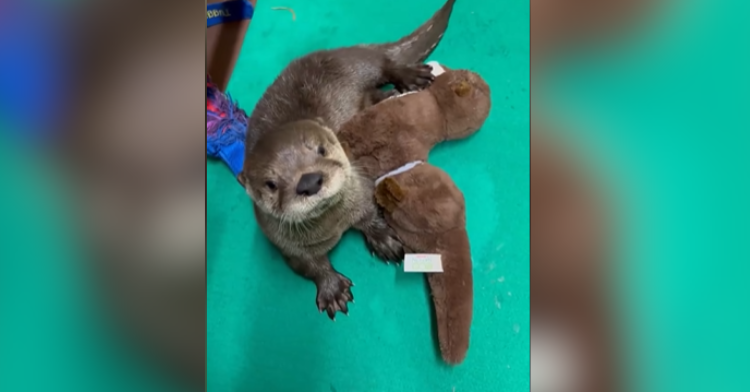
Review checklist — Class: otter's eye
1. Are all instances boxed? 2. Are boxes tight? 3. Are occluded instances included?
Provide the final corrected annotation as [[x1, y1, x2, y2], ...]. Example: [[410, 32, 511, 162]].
[[317, 146, 327, 156], [265, 181, 277, 191]]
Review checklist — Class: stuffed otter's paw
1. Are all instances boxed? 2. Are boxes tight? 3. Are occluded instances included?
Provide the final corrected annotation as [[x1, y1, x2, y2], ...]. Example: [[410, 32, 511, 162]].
[[315, 272, 354, 320], [390, 64, 435, 92], [362, 220, 405, 263]]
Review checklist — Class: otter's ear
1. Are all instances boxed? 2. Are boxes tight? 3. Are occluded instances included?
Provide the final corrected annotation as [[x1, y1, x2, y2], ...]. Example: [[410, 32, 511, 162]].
[[313, 117, 328, 127], [452, 80, 472, 97], [237, 171, 248, 187]]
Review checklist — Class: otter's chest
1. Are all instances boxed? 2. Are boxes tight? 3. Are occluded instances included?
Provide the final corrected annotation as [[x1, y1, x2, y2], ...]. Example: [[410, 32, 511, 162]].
[[255, 210, 350, 259], [296, 204, 361, 251]]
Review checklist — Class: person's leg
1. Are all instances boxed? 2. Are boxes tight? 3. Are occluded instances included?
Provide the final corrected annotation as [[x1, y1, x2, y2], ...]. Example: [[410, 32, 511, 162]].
[[206, 0, 256, 91]]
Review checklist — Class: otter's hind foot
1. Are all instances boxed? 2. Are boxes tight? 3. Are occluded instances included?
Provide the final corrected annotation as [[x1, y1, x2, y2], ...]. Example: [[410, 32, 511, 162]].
[[359, 215, 405, 263], [387, 63, 435, 93], [316, 272, 354, 320]]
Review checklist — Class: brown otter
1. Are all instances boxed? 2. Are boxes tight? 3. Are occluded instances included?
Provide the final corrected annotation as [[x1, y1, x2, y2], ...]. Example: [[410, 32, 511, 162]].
[[238, 0, 458, 320]]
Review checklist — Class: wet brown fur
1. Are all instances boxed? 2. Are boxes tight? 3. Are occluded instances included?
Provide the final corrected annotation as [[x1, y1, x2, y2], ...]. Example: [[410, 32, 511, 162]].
[[238, 0, 459, 320]]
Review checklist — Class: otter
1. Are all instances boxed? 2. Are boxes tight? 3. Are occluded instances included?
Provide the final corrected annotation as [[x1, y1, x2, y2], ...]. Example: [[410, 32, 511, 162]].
[[238, 0, 458, 319]]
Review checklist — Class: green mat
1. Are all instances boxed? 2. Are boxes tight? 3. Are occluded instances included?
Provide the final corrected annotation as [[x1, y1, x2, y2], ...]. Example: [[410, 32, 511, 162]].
[[207, 0, 530, 391], [0, 133, 183, 392]]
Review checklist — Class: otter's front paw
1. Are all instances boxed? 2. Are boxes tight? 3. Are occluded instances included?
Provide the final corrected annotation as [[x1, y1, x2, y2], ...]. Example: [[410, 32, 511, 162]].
[[390, 64, 435, 92], [364, 224, 405, 263], [316, 272, 354, 320]]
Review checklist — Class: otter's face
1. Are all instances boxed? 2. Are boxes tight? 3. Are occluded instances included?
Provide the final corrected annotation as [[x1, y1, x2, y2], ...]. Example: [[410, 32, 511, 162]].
[[240, 120, 351, 222]]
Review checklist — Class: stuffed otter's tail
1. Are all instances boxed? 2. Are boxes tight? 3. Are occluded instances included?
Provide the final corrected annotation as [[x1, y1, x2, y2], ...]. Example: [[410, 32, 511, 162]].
[[375, 163, 473, 364], [373, 0, 457, 65], [428, 228, 473, 364]]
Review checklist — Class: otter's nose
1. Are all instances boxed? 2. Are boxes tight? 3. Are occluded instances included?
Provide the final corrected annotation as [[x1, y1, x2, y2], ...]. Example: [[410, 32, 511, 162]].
[[296, 172, 324, 196]]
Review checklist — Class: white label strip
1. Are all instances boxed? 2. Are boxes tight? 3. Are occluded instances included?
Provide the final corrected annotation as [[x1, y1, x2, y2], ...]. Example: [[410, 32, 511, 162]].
[[403, 253, 443, 273]]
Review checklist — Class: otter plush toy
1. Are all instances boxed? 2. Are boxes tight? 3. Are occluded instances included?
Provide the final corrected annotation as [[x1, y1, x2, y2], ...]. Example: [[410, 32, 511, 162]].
[[337, 62, 491, 365]]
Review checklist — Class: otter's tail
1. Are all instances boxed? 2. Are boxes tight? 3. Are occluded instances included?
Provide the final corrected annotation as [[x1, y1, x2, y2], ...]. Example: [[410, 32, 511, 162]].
[[428, 228, 473, 365], [374, 0, 457, 65]]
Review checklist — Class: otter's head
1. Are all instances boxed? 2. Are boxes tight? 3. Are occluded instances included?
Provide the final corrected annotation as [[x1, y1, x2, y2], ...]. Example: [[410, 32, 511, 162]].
[[239, 119, 352, 222]]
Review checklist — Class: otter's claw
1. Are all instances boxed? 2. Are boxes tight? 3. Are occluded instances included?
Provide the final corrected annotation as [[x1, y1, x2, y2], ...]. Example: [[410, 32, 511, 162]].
[[315, 272, 354, 320], [390, 63, 435, 93], [364, 224, 405, 263]]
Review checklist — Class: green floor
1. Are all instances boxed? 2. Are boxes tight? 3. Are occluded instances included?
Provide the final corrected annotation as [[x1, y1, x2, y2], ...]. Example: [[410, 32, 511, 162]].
[[207, 0, 530, 391]]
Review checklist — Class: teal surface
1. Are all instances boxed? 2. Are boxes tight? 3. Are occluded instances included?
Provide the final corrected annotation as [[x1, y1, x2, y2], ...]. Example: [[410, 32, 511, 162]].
[[537, 0, 750, 391], [0, 133, 182, 392], [208, 0, 530, 391]]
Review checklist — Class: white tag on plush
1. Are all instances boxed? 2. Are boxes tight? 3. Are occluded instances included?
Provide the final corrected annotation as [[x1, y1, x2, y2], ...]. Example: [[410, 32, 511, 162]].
[[426, 61, 446, 76], [404, 254, 443, 273]]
